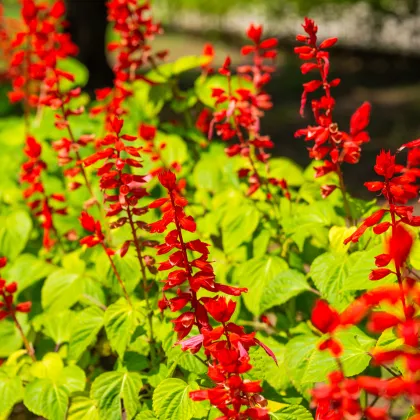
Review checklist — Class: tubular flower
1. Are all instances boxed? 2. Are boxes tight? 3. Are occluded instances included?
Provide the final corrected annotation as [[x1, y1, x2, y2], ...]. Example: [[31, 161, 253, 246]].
[[149, 170, 275, 419]]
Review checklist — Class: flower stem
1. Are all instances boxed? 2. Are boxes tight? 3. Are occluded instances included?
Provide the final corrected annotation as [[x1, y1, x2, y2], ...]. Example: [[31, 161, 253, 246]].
[[336, 163, 353, 225], [126, 206, 156, 364], [101, 244, 132, 306], [11, 311, 36, 361]]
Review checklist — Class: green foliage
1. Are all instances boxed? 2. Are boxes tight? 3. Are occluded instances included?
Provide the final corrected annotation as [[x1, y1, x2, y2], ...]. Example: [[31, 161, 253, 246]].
[[91, 371, 143, 419], [104, 299, 138, 359], [152, 378, 199, 420], [234, 256, 288, 316], [0, 6, 407, 420]]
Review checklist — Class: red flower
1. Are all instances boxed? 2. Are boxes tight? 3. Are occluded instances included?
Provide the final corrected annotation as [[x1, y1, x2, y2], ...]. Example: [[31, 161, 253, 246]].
[[158, 170, 177, 190], [374, 150, 395, 178], [387, 225, 413, 268], [311, 299, 340, 334], [202, 296, 236, 323]]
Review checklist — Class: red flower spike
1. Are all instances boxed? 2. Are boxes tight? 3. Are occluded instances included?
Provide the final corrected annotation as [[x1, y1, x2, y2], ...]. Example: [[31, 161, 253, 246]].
[[295, 17, 371, 189], [152, 170, 270, 418], [206, 24, 287, 202]]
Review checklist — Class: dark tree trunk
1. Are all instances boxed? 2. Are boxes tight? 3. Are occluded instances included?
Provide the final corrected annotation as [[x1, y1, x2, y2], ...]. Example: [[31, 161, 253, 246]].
[[66, 0, 114, 94]]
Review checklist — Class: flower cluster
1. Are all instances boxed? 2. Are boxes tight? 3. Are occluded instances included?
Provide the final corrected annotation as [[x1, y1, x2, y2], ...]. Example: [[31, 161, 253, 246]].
[[20, 136, 66, 250], [310, 149, 420, 419], [209, 24, 290, 199], [294, 18, 371, 197], [8, 0, 76, 106], [91, 0, 166, 128], [83, 117, 153, 257], [9, 0, 101, 208], [0, 257, 32, 321], [149, 170, 274, 420], [344, 149, 419, 252]]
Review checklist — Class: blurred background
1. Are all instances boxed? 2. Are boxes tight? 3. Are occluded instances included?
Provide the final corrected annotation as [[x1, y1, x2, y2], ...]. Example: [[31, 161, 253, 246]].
[[2, 0, 420, 195]]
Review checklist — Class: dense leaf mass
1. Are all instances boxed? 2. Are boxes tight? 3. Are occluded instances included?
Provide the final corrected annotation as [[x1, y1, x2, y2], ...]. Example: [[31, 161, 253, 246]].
[[1, 1, 420, 420]]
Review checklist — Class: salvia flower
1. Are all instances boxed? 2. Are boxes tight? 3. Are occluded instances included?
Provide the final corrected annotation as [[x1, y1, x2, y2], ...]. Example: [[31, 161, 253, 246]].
[[150, 170, 275, 419], [208, 24, 290, 200], [20, 135, 66, 250], [295, 17, 371, 199]]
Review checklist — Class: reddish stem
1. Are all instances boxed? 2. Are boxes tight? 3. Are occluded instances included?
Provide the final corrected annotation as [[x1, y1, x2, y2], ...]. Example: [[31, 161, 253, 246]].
[[1, 291, 35, 361], [101, 243, 132, 305]]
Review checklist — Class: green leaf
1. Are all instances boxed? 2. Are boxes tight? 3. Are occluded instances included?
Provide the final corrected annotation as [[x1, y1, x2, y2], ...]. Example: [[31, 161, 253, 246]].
[[164, 332, 207, 375], [24, 379, 69, 420], [172, 55, 207, 74], [68, 396, 100, 420], [152, 378, 198, 420], [30, 352, 64, 381], [5, 254, 56, 293], [57, 57, 89, 89], [60, 365, 86, 393], [0, 367, 23, 417], [375, 327, 403, 351], [0, 314, 28, 357], [234, 256, 288, 316], [132, 81, 168, 119], [285, 328, 374, 394], [222, 205, 260, 254], [68, 306, 104, 361], [104, 299, 137, 359], [343, 245, 397, 291], [260, 269, 311, 313], [328, 226, 356, 254], [90, 371, 143, 420], [310, 252, 353, 310], [311, 245, 396, 308], [284, 201, 339, 250], [271, 405, 313, 420], [30, 352, 86, 393], [156, 132, 188, 166], [42, 310, 75, 345], [95, 253, 140, 296], [0, 210, 32, 260], [193, 152, 227, 192], [136, 410, 158, 420], [42, 269, 85, 313], [247, 337, 289, 391], [270, 158, 305, 187]]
